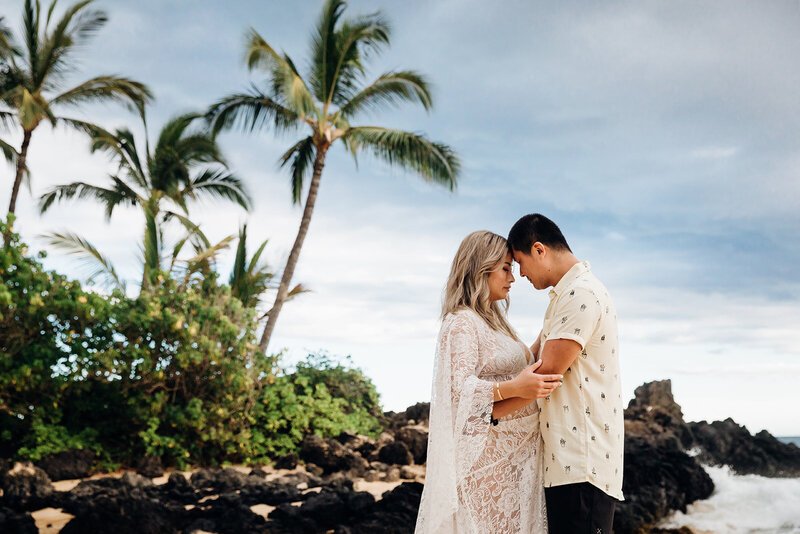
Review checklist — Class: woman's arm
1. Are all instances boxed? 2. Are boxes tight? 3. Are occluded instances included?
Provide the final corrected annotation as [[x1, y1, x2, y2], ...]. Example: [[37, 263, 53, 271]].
[[492, 396, 537, 419]]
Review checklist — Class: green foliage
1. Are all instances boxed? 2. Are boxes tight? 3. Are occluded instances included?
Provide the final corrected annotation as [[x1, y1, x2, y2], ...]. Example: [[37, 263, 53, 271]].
[[248, 351, 383, 459], [0, 223, 383, 470]]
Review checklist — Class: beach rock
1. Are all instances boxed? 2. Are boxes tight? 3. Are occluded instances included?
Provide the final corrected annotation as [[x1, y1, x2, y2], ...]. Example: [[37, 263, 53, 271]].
[[182, 490, 268, 534], [248, 466, 268, 478], [35, 449, 95, 482], [190, 466, 248, 492], [135, 454, 164, 478], [404, 402, 430, 425], [59, 475, 184, 534], [269, 485, 375, 532], [378, 441, 413, 466], [613, 435, 714, 533], [395, 424, 428, 464], [334, 481, 424, 533], [273, 452, 298, 470], [0, 506, 38, 534], [305, 462, 324, 477], [384, 467, 401, 482], [0, 461, 54, 510], [299, 435, 366, 474], [688, 418, 800, 477], [624, 380, 693, 448]]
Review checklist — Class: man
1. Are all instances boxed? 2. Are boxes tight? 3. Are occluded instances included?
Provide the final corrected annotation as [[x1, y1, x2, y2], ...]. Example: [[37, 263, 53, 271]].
[[508, 213, 624, 534]]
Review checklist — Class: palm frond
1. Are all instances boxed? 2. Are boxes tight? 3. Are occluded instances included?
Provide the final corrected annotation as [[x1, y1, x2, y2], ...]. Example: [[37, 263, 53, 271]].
[[206, 89, 299, 137], [0, 15, 21, 61], [23, 0, 40, 88], [38, 179, 138, 218], [309, 0, 346, 103], [183, 168, 252, 210], [142, 206, 160, 288], [36, 1, 106, 86], [345, 126, 460, 190], [278, 136, 315, 205], [0, 137, 19, 165], [245, 28, 317, 117], [39, 229, 126, 291], [50, 75, 152, 120], [184, 234, 234, 272], [336, 70, 431, 119], [327, 13, 391, 107]]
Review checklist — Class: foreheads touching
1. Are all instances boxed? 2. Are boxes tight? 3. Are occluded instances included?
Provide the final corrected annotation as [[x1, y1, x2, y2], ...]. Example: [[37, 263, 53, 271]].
[[507, 214, 572, 289]]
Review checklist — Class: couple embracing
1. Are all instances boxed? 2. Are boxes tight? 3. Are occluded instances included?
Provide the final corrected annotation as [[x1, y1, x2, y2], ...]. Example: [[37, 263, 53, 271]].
[[415, 214, 624, 534]]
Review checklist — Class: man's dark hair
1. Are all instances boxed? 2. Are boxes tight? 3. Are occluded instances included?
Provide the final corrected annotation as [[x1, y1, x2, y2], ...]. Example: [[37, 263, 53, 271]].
[[507, 213, 572, 254]]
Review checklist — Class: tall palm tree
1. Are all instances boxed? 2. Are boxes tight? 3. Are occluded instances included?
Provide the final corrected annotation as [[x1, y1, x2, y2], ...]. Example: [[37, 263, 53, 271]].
[[0, 0, 152, 234], [39, 112, 251, 291], [207, 0, 460, 353]]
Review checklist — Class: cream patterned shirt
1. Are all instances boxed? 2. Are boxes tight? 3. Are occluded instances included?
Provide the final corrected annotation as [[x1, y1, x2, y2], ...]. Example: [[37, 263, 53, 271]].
[[536, 261, 624, 500]]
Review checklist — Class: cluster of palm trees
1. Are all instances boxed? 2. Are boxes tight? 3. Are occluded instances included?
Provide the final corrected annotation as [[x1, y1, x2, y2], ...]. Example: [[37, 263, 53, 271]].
[[1, 0, 460, 353]]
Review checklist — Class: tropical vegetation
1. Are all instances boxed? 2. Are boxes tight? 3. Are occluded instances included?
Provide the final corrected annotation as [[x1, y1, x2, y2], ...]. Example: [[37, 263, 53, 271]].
[[0, 0, 457, 471]]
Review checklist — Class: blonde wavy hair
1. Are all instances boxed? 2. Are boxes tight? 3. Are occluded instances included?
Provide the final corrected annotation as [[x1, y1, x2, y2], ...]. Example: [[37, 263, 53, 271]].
[[442, 230, 520, 341]]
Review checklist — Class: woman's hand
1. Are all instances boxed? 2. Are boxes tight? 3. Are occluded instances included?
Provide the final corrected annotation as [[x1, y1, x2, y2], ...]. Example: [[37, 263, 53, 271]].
[[508, 359, 562, 399]]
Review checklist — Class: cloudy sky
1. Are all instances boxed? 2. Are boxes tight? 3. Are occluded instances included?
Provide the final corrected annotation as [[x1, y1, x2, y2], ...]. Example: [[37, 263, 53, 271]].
[[2, 0, 799, 435]]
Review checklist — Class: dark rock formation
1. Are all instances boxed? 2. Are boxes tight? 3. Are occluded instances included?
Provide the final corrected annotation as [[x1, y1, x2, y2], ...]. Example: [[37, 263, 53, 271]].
[[135, 454, 164, 478], [273, 452, 298, 470], [35, 449, 95, 481], [395, 424, 428, 464], [689, 418, 800, 477], [377, 441, 413, 466], [0, 506, 38, 534], [0, 462, 54, 510], [300, 434, 368, 475], [334, 482, 424, 533], [624, 380, 693, 448], [613, 435, 714, 533]]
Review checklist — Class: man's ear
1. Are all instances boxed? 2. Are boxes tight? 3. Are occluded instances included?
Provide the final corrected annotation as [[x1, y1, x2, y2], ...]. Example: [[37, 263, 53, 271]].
[[532, 242, 546, 256]]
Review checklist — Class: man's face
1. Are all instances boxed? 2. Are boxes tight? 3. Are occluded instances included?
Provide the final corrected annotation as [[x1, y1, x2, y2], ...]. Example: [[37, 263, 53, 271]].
[[512, 245, 546, 289]]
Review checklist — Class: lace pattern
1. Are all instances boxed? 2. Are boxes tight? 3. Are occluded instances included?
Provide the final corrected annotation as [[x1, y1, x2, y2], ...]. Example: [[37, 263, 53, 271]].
[[415, 309, 548, 533]]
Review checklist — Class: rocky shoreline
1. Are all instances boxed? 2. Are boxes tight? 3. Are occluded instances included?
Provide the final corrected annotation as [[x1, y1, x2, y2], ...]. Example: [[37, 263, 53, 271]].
[[2, 380, 799, 533]]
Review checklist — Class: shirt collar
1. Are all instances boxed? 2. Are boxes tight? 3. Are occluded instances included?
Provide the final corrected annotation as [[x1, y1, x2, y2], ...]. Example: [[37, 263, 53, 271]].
[[548, 260, 591, 299]]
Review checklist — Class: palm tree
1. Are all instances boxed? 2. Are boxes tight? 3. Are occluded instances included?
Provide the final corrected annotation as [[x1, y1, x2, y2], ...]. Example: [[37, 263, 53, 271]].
[[1, 16, 21, 171], [207, 0, 460, 353], [229, 222, 308, 311], [0, 0, 152, 235], [39, 112, 251, 291]]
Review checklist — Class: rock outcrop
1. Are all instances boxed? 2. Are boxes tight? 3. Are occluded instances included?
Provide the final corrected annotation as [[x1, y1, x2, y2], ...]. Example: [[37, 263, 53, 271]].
[[3, 380, 797, 534]]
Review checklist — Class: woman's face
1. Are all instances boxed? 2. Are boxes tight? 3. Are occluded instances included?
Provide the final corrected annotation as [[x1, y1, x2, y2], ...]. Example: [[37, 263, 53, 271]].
[[488, 252, 515, 301]]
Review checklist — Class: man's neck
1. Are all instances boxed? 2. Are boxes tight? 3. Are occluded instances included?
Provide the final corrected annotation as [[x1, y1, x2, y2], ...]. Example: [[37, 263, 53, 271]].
[[548, 252, 580, 288]]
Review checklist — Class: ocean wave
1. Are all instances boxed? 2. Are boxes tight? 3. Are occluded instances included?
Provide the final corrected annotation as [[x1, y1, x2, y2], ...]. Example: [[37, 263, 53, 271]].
[[659, 465, 800, 533]]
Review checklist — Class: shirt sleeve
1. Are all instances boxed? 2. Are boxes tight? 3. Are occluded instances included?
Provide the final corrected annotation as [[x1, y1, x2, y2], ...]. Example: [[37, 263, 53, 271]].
[[545, 286, 602, 349]]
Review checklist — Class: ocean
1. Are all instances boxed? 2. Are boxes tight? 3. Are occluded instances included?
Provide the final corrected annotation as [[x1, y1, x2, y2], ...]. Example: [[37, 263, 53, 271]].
[[658, 438, 800, 533]]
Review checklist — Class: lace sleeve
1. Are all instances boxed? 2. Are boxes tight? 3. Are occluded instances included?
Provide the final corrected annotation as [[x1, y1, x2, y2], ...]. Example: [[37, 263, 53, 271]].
[[415, 311, 496, 533]]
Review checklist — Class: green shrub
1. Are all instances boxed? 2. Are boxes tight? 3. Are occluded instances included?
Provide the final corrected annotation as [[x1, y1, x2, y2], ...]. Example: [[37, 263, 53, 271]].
[[1, 218, 385, 471]]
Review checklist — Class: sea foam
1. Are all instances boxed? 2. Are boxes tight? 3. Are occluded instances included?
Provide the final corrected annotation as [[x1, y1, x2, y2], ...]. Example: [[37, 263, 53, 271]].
[[659, 465, 800, 533]]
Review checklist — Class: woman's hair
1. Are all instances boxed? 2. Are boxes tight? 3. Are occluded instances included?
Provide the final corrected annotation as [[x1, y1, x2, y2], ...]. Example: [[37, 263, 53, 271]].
[[442, 230, 520, 341]]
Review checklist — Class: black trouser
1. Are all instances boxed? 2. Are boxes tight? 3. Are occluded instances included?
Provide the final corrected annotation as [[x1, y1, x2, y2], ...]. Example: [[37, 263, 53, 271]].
[[545, 482, 617, 534]]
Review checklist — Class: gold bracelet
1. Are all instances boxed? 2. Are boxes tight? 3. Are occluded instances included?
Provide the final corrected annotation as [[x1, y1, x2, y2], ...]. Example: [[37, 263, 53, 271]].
[[496, 382, 504, 401]]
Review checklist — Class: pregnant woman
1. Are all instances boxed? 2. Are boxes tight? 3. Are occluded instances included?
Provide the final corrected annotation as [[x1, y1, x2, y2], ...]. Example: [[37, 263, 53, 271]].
[[415, 230, 561, 533]]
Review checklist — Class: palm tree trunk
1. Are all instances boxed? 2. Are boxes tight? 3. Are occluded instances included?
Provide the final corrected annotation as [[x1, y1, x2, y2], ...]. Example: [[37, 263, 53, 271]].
[[7, 130, 32, 216], [259, 144, 328, 353], [4, 130, 32, 244]]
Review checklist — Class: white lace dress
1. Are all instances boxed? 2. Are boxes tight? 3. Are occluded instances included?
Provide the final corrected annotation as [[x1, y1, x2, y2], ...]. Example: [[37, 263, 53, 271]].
[[415, 308, 548, 533]]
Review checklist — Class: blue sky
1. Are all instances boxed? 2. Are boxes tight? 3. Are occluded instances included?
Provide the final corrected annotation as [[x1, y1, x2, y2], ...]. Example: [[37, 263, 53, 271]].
[[2, 0, 799, 435]]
